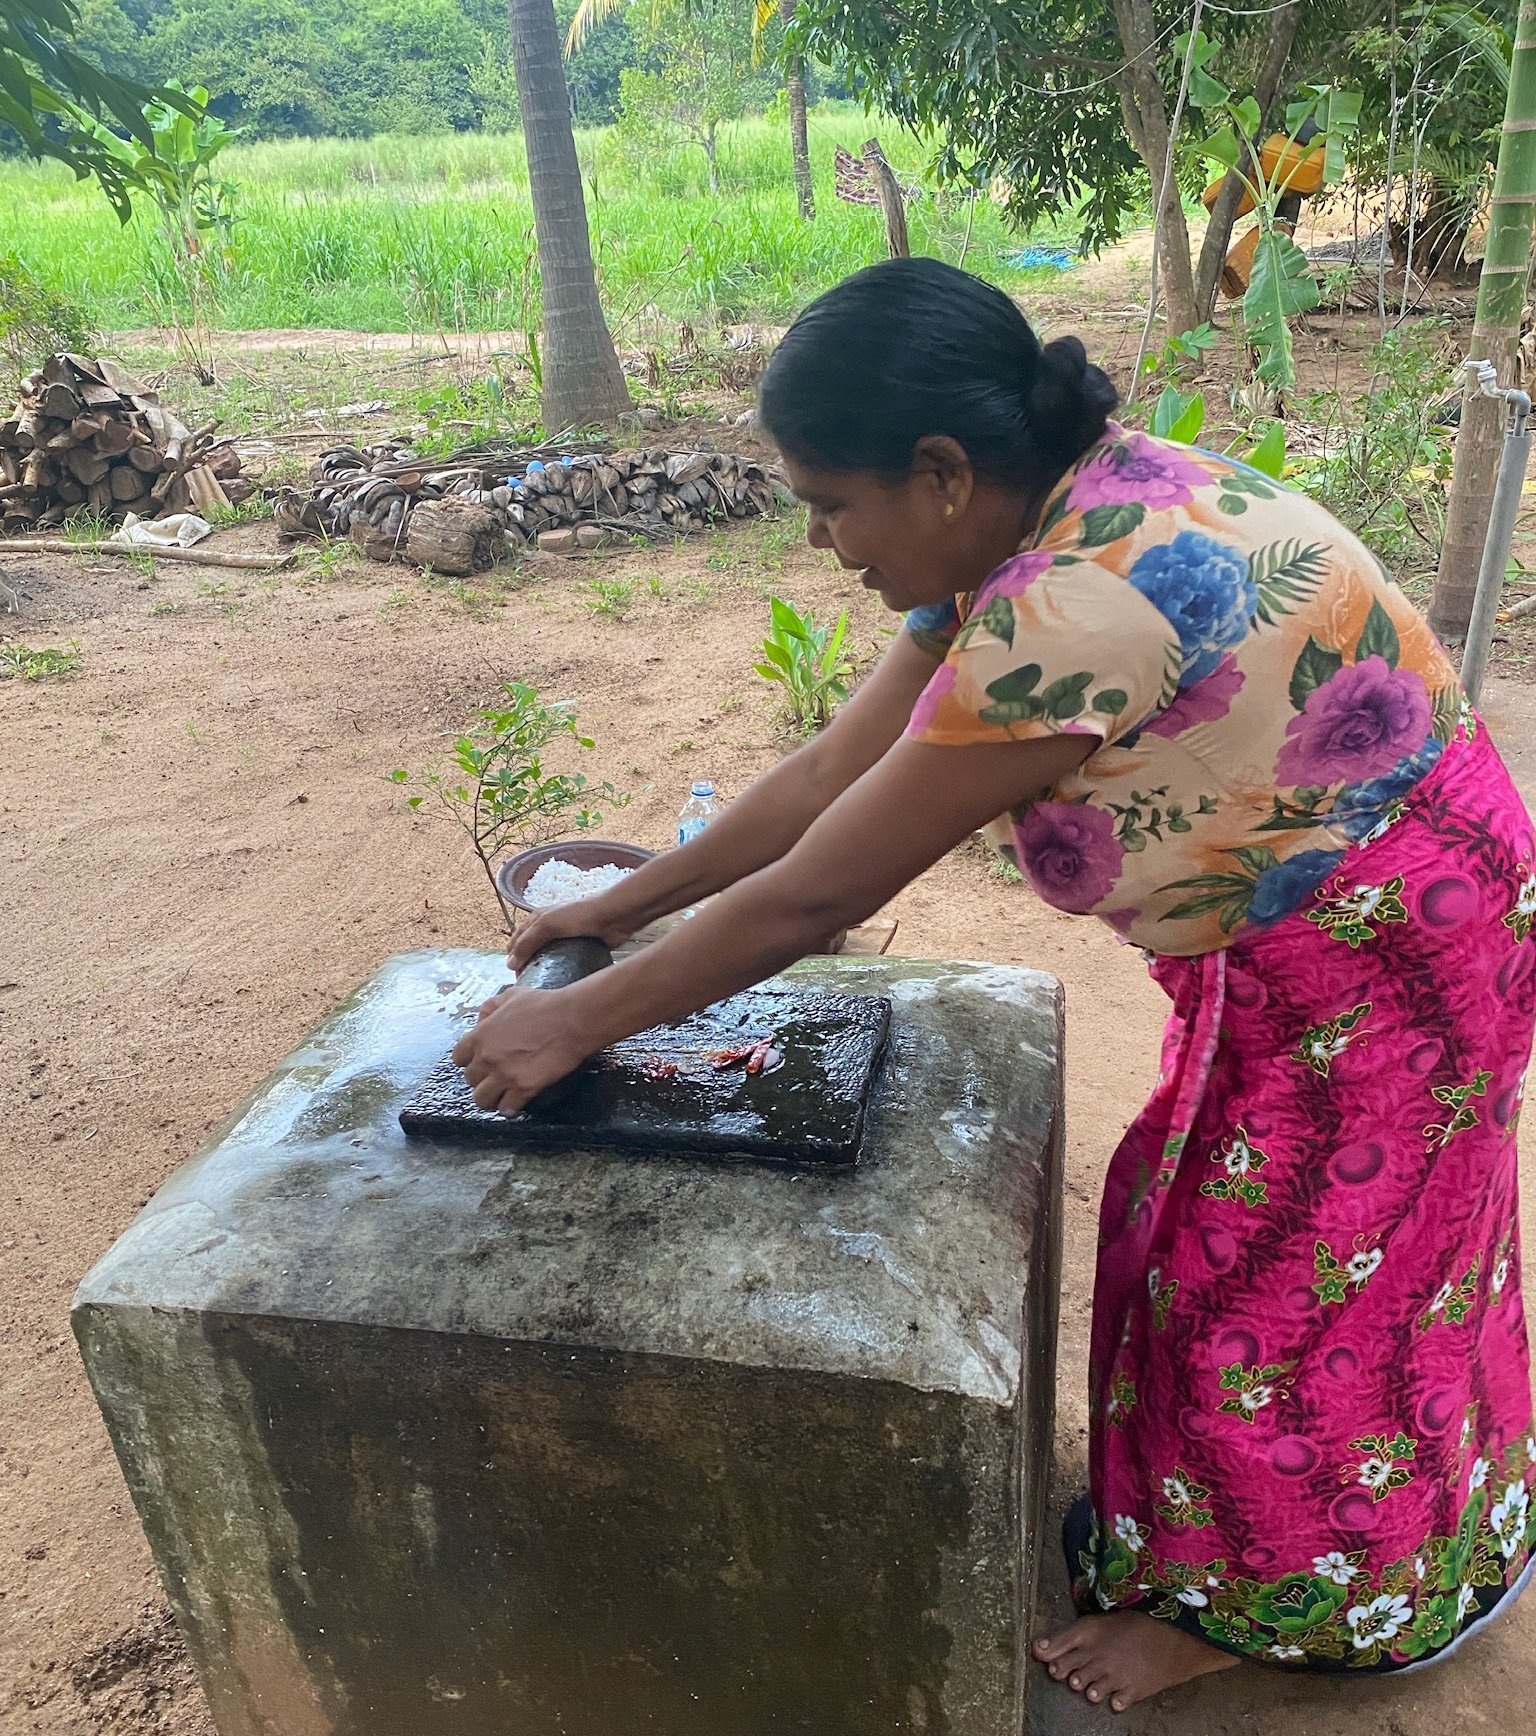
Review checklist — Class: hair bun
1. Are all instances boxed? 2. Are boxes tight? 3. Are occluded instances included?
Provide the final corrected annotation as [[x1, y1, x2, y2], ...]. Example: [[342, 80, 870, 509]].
[[757, 258, 1118, 489], [1028, 336, 1118, 461]]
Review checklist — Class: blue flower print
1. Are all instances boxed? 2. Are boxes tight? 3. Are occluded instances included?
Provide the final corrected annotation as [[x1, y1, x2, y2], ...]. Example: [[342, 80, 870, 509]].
[[1332, 737, 1445, 840], [1128, 531, 1257, 688], [1248, 848, 1347, 927], [905, 600, 961, 656]]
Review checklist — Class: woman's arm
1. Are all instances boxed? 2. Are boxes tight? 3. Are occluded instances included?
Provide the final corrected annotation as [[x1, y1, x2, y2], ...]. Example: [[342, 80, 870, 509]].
[[456, 729, 1093, 1114], [506, 632, 943, 964]]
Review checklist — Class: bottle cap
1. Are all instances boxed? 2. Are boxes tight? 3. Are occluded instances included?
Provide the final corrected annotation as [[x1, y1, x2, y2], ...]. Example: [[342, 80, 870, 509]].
[[691, 781, 714, 797]]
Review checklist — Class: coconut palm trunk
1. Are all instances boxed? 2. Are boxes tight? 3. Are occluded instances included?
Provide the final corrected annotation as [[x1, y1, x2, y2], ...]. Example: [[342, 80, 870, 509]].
[[780, 0, 814, 220], [507, 0, 630, 431], [1430, 0, 1536, 641]]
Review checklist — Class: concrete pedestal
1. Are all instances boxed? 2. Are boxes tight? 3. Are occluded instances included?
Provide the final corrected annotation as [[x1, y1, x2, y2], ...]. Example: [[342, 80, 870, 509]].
[[73, 951, 1064, 1736]]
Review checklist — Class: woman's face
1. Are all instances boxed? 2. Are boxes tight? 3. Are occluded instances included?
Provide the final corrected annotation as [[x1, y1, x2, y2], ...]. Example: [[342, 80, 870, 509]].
[[780, 446, 1031, 615]]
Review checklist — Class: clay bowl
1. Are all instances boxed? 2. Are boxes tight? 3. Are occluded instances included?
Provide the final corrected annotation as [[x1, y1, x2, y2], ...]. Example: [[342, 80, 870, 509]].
[[496, 839, 658, 915]]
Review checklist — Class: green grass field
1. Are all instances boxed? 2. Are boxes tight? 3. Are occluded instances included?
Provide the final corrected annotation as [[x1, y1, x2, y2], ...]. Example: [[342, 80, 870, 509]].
[[5, 109, 1082, 335]]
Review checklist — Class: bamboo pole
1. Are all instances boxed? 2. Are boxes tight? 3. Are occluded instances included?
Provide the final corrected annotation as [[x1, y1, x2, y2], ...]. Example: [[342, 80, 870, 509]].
[[1431, 0, 1536, 639]]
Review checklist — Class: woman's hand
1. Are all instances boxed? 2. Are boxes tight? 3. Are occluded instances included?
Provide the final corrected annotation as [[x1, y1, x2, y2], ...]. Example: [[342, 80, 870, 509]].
[[506, 893, 636, 972], [471, 732, 1099, 1087], [452, 985, 591, 1116]]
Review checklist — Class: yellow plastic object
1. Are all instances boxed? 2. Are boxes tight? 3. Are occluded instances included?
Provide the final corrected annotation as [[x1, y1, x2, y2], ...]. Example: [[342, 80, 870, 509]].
[[1220, 225, 1262, 298], [1202, 135, 1327, 218]]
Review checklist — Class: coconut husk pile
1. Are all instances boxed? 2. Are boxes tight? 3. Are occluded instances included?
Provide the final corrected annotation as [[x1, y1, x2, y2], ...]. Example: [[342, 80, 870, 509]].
[[0, 355, 246, 532], [275, 439, 783, 576]]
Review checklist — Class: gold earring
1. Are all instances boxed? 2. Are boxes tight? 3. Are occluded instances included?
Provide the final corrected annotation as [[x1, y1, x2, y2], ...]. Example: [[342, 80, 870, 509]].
[[944, 504, 955, 518]]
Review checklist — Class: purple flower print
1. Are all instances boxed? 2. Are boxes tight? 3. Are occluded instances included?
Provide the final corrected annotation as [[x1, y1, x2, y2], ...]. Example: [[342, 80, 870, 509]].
[[1067, 433, 1214, 514], [1016, 802, 1125, 913], [1275, 656, 1433, 788], [907, 661, 957, 737], [977, 549, 1053, 603], [1143, 654, 1246, 739]]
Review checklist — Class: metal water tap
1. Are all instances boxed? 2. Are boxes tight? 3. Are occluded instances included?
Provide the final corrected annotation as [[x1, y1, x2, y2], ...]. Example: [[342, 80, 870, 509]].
[[1456, 358, 1532, 704], [1463, 356, 1532, 429]]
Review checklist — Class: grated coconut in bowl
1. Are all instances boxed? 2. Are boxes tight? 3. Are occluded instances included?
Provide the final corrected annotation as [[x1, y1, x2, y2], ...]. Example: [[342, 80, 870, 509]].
[[523, 859, 635, 908]]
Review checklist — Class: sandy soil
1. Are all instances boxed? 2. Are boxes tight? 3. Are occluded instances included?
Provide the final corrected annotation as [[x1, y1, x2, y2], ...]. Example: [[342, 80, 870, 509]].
[[0, 517, 1073, 1734], [2, 361, 1534, 1733]]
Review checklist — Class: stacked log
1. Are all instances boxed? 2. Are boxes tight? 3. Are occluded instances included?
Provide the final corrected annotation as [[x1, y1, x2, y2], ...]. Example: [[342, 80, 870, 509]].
[[0, 354, 245, 532], [405, 499, 505, 576], [276, 440, 783, 575]]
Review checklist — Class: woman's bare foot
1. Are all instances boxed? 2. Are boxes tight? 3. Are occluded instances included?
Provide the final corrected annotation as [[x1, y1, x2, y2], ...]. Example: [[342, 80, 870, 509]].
[[1033, 1611, 1237, 1712]]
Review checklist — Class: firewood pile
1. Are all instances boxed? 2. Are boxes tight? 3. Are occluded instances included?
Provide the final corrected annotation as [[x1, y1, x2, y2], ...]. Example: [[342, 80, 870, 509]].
[[0, 355, 245, 533], [276, 439, 783, 576]]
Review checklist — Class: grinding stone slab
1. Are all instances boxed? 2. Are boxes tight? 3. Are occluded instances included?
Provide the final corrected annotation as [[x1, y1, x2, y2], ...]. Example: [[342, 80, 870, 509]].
[[398, 985, 892, 1166]]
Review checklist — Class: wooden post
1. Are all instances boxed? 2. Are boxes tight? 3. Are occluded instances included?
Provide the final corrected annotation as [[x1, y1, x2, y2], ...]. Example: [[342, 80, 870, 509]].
[[861, 137, 909, 259]]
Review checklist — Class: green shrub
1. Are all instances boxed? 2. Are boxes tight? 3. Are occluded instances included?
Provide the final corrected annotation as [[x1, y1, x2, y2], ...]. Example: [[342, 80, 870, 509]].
[[1292, 320, 1457, 577], [389, 680, 628, 932], [0, 255, 95, 386]]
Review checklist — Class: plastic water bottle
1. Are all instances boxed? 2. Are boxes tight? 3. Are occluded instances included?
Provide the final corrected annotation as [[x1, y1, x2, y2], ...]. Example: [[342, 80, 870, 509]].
[[677, 780, 717, 846]]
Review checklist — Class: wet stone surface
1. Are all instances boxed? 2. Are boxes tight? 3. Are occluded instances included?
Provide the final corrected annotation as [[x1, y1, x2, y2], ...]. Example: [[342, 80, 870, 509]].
[[401, 983, 893, 1164], [73, 949, 1065, 1736]]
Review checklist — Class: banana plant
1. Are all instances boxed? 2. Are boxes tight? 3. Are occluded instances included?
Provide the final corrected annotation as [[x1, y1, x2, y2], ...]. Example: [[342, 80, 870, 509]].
[[1182, 33, 1362, 391], [71, 83, 240, 380], [754, 595, 854, 733], [72, 83, 240, 268]]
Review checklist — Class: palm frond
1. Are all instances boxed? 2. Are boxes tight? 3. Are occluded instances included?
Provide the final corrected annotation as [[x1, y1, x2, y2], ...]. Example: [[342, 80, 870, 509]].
[[1425, 2, 1511, 91], [564, 0, 629, 57]]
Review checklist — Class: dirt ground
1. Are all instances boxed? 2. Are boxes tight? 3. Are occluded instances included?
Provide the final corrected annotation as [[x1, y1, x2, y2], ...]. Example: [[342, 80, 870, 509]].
[[2, 325, 1534, 1734]]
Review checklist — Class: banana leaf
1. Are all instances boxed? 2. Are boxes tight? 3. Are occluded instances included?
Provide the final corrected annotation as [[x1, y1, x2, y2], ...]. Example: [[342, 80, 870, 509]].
[[1244, 228, 1319, 388]]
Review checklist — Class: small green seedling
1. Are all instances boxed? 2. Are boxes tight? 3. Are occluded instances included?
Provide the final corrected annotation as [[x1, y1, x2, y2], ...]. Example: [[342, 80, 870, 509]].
[[389, 680, 629, 934], [306, 534, 353, 583], [583, 578, 635, 620], [754, 595, 854, 734], [0, 641, 81, 680]]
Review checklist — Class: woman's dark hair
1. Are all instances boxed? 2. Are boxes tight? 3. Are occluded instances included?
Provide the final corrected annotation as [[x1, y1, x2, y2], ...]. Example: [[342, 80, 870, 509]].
[[758, 257, 1118, 491]]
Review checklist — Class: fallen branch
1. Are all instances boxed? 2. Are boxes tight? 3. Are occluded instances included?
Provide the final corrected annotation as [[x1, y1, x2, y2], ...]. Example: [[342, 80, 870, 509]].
[[378, 351, 461, 372], [0, 538, 296, 570]]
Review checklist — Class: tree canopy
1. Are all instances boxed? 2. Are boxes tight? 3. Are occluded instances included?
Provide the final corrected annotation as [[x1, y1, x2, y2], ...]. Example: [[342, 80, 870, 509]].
[[43, 0, 643, 139], [0, 0, 185, 215], [794, 0, 1148, 250], [794, 0, 1513, 329]]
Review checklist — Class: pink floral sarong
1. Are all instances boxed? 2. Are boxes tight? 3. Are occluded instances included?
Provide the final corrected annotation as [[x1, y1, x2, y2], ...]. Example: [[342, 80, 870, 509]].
[[1075, 719, 1536, 1670]]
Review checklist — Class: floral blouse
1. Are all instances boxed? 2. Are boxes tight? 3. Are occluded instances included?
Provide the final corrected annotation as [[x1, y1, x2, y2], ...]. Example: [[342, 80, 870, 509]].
[[905, 424, 1465, 956]]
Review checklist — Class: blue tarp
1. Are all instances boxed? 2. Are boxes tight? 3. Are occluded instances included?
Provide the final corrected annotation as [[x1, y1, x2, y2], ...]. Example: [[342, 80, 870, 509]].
[[1002, 245, 1077, 272]]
